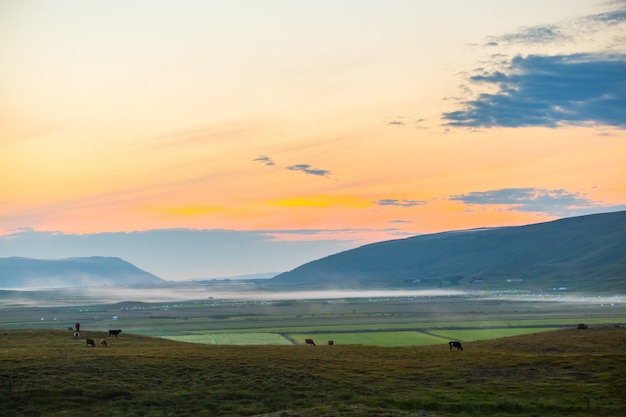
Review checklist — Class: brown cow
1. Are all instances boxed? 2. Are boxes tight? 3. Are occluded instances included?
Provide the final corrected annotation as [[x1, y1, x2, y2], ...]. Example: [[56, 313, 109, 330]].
[[328, 340, 334, 345], [100, 339, 108, 348], [86, 338, 95, 347], [305, 338, 316, 346], [75, 322, 80, 332]]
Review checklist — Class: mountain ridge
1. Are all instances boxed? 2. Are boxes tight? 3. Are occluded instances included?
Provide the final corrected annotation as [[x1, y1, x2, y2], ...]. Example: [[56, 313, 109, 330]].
[[0, 256, 165, 288], [268, 210, 626, 293]]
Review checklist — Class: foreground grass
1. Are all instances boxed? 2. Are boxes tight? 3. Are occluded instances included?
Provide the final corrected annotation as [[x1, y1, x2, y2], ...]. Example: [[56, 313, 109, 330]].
[[1, 326, 625, 416]]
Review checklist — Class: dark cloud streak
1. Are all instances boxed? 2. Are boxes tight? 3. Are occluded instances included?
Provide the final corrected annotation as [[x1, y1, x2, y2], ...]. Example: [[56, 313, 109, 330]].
[[450, 187, 626, 217], [491, 24, 570, 45], [253, 155, 275, 166], [286, 164, 331, 177], [375, 199, 425, 207]]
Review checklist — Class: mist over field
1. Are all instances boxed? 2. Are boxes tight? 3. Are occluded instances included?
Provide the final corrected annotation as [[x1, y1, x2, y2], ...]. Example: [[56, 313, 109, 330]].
[[1, 286, 465, 306], [2, 284, 624, 310]]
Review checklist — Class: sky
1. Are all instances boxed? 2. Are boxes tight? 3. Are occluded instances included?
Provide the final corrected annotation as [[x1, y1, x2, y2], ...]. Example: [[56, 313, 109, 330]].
[[1, 0, 625, 280]]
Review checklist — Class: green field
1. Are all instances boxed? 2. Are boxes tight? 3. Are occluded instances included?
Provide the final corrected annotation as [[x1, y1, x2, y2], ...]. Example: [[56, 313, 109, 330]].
[[288, 331, 448, 346], [1, 292, 624, 348], [161, 329, 562, 347], [164, 332, 293, 345], [426, 327, 558, 342]]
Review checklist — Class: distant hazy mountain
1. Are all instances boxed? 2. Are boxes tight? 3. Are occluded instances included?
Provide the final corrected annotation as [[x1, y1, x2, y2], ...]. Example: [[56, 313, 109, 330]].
[[268, 211, 626, 293], [0, 256, 165, 288]]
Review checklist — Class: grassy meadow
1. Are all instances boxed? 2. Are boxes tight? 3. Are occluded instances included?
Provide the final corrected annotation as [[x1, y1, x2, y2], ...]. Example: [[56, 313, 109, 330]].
[[1, 292, 625, 415], [1, 326, 625, 417]]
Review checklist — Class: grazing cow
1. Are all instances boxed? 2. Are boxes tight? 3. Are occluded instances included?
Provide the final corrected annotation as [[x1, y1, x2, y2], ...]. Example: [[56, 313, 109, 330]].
[[577, 323, 588, 330], [100, 339, 108, 348], [328, 340, 334, 345], [305, 338, 316, 346], [449, 341, 463, 351], [108, 329, 122, 339], [75, 322, 80, 332], [73, 331, 80, 340], [86, 338, 96, 347]]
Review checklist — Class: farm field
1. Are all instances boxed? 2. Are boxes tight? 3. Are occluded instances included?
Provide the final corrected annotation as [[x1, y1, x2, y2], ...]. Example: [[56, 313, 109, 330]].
[[1, 291, 624, 347], [1, 326, 625, 416]]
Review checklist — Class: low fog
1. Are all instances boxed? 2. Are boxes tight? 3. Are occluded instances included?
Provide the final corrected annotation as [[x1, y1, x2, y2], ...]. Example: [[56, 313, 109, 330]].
[[2, 285, 622, 308], [1, 286, 466, 307]]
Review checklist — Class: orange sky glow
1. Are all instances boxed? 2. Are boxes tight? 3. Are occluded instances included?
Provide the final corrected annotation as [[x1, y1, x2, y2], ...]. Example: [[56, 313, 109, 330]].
[[1, 1, 625, 279]]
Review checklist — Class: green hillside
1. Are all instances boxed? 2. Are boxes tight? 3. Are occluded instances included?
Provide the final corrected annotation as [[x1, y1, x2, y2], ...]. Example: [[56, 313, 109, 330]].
[[269, 211, 626, 293]]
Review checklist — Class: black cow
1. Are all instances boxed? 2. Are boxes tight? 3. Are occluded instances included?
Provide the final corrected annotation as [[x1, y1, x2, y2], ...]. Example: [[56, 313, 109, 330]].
[[86, 338, 96, 347], [108, 329, 122, 339], [449, 341, 463, 351], [328, 340, 334, 346], [305, 338, 316, 346]]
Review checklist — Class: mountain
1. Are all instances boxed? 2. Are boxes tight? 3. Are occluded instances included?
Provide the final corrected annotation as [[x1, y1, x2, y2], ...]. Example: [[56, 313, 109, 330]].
[[0, 256, 165, 288], [268, 211, 626, 293]]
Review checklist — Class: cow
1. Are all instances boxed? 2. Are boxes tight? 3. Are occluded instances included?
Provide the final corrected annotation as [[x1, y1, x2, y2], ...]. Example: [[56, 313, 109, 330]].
[[305, 338, 316, 346], [108, 329, 122, 339], [328, 340, 334, 345], [73, 331, 80, 340], [449, 341, 463, 351], [100, 339, 108, 348], [86, 338, 96, 347], [75, 322, 80, 332]]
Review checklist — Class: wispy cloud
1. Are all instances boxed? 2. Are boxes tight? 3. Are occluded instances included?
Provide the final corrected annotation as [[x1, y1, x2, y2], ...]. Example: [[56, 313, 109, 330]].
[[253, 155, 276, 166], [386, 117, 428, 129], [443, 53, 626, 128], [487, 1, 626, 46], [254, 156, 331, 177], [286, 164, 331, 177], [489, 24, 570, 45], [450, 187, 626, 216], [581, 1, 626, 27], [374, 199, 425, 207]]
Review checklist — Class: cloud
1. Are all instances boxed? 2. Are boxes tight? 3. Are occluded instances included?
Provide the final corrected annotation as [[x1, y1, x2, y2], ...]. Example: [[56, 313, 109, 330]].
[[254, 156, 331, 177], [446, 2, 626, 129], [374, 199, 425, 207], [286, 164, 331, 177], [491, 24, 571, 45], [449, 187, 626, 217], [489, 2, 626, 46], [253, 155, 275, 166], [443, 53, 626, 128], [584, 2, 626, 27]]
